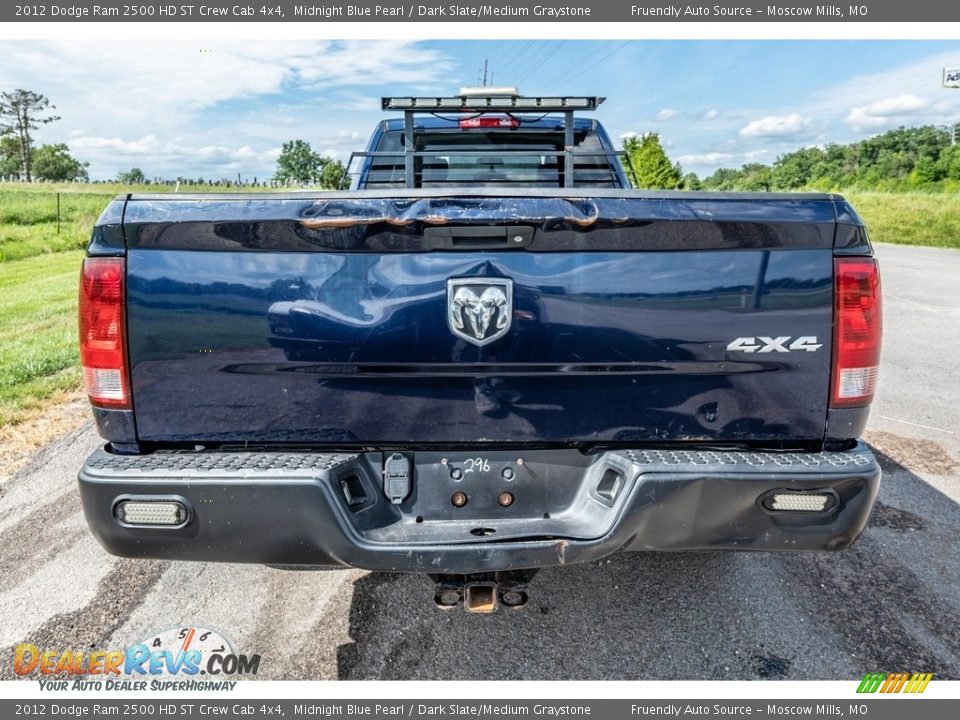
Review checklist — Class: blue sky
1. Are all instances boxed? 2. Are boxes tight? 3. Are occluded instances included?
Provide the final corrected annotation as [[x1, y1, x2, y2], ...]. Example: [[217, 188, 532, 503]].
[[3, 40, 959, 181]]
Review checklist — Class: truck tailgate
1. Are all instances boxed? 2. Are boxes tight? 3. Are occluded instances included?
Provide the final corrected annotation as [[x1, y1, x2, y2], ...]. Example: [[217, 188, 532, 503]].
[[122, 193, 839, 446]]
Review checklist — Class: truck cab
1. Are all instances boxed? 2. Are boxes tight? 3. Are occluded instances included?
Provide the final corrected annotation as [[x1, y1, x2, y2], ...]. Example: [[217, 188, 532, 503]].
[[353, 115, 630, 189]]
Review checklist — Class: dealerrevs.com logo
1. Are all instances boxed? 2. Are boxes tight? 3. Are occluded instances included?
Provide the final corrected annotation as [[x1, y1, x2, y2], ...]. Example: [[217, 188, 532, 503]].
[[14, 626, 261, 691]]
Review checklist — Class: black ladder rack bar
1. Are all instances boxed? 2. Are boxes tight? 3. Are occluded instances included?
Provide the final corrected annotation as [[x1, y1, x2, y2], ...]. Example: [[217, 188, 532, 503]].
[[379, 95, 607, 189]]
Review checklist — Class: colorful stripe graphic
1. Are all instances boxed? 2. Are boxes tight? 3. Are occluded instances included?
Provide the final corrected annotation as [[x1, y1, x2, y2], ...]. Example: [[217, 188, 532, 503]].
[[857, 672, 933, 693]]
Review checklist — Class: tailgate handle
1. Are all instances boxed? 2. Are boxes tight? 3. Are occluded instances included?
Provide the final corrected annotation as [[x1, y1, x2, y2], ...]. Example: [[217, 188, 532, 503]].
[[423, 226, 533, 250]]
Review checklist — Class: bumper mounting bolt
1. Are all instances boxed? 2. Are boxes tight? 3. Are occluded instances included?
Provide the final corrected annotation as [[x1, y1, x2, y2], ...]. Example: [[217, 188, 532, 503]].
[[438, 589, 460, 606], [498, 491, 514, 507], [501, 590, 527, 607], [451, 491, 468, 508]]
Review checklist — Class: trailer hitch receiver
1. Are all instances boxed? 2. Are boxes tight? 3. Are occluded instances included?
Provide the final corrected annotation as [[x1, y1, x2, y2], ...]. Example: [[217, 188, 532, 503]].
[[430, 570, 538, 613]]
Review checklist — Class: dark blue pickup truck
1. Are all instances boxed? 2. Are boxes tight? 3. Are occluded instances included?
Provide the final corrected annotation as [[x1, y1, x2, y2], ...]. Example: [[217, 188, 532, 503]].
[[78, 91, 882, 611]]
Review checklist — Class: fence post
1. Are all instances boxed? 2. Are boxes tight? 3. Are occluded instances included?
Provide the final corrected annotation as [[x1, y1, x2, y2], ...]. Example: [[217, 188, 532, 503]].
[[57, 192, 61, 235]]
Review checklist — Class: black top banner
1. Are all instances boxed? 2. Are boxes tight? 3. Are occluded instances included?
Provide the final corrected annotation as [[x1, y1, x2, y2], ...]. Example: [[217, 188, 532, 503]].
[[6, 1, 960, 22]]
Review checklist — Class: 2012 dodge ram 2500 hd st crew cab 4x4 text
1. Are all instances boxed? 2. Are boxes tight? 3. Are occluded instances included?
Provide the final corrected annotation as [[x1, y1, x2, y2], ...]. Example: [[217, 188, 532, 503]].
[[78, 89, 882, 611]]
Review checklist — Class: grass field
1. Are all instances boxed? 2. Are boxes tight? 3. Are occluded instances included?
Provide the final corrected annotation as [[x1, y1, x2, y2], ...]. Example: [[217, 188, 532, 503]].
[[0, 181, 266, 261], [0, 251, 84, 426], [844, 191, 960, 249], [0, 188, 114, 261], [0, 183, 957, 429]]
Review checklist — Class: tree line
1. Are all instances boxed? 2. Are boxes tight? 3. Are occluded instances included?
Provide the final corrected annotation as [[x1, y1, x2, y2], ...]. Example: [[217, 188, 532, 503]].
[[625, 125, 960, 192], [1, 88, 346, 188], [0, 89, 89, 182]]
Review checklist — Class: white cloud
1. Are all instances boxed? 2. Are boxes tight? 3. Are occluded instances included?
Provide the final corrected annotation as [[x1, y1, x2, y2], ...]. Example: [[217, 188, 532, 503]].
[[655, 109, 681, 122], [863, 93, 928, 116], [844, 109, 891, 131], [318, 148, 349, 161], [813, 51, 960, 135], [680, 52, 960, 174], [0, 41, 453, 129], [294, 42, 455, 89], [71, 134, 165, 154], [67, 133, 287, 178], [676, 148, 774, 171], [621, 49, 960, 178], [0, 40, 455, 179], [844, 93, 930, 131], [619, 131, 638, 140], [676, 151, 736, 165], [739, 113, 811, 138]]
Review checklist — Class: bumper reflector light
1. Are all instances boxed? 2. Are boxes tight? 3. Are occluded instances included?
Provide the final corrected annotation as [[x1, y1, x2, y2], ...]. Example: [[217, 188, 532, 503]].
[[767, 493, 831, 512], [837, 366, 879, 401], [82, 367, 125, 402], [116, 500, 187, 526]]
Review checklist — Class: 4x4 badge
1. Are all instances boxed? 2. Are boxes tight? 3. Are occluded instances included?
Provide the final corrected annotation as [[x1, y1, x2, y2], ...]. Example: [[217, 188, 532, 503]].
[[447, 278, 513, 347]]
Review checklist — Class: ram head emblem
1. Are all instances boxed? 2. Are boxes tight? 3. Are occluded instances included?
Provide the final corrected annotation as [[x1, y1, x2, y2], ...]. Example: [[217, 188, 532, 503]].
[[447, 278, 514, 347]]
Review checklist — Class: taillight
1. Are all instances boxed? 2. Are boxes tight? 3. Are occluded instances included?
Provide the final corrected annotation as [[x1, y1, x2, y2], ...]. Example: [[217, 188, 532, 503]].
[[831, 257, 882, 407], [79, 257, 130, 408], [459, 117, 520, 129]]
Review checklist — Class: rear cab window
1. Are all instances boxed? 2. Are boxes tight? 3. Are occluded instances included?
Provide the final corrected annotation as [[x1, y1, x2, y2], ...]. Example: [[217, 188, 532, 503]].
[[359, 125, 623, 188]]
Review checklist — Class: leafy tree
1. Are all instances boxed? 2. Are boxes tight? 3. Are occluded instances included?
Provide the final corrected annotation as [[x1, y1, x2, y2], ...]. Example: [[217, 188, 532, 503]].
[[702, 125, 959, 192], [681, 172, 702, 190], [0, 89, 60, 181], [0, 134, 20, 177], [32, 143, 88, 181], [274, 140, 321, 186], [702, 167, 743, 190], [737, 163, 774, 191], [771, 146, 826, 189], [117, 167, 147, 185], [274, 140, 346, 188], [319, 159, 348, 190], [623, 133, 683, 189], [909, 156, 939, 187], [936, 144, 960, 181]]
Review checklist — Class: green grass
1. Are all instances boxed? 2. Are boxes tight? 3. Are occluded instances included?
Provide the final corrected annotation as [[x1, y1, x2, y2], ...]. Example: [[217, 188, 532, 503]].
[[0, 188, 113, 261], [0, 181, 280, 262], [0, 251, 84, 425], [843, 191, 960, 249]]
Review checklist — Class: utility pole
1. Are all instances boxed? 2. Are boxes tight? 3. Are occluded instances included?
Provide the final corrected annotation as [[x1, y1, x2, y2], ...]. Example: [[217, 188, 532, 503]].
[[482, 59, 488, 87]]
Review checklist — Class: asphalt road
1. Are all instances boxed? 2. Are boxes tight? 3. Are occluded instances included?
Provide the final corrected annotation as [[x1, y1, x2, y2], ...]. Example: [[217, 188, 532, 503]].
[[1, 243, 957, 682]]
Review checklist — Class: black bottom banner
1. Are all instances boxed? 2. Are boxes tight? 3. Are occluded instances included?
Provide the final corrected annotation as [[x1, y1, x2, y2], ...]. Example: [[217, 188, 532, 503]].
[[2, 699, 958, 720]]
